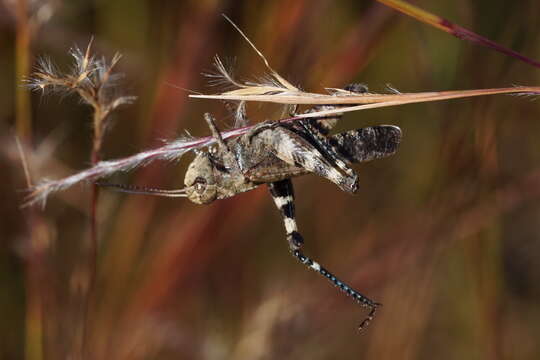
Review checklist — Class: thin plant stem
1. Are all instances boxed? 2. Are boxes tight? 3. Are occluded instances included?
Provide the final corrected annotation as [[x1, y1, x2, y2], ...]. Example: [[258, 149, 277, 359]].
[[82, 109, 105, 360], [16, 0, 32, 140], [376, 0, 540, 69], [27, 41, 134, 359], [15, 2, 44, 360], [17, 137, 44, 360]]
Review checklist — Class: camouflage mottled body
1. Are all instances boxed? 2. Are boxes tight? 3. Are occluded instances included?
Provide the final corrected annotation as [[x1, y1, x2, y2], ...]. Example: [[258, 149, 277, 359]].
[[127, 84, 403, 330], [181, 97, 402, 329], [184, 108, 401, 204]]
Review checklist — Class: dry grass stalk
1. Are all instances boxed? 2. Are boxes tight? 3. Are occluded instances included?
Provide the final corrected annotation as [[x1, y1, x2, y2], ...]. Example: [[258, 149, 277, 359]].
[[27, 41, 135, 359], [190, 85, 540, 106], [24, 39, 540, 209], [376, 0, 540, 69], [25, 83, 539, 208]]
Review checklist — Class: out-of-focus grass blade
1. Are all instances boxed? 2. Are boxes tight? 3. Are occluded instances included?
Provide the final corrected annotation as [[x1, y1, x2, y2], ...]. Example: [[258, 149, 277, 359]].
[[376, 0, 540, 69]]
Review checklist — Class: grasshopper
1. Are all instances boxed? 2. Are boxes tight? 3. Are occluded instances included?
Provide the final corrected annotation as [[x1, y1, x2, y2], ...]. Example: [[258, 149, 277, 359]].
[[101, 84, 402, 330]]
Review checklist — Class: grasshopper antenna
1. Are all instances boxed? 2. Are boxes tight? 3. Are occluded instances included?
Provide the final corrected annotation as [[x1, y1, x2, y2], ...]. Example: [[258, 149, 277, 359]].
[[96, 182, 188, 197]]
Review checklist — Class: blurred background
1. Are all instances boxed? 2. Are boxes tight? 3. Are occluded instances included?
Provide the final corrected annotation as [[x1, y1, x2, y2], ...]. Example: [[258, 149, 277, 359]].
[[2, 0, 540, 359]]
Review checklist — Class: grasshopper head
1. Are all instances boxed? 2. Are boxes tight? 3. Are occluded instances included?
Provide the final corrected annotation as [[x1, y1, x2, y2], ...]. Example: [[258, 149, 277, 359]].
[[184, 152, 218, 204]]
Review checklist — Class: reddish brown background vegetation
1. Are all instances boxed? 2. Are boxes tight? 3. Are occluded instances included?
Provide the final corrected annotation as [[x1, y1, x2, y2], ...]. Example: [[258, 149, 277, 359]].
[[2, 1, 540, 359]]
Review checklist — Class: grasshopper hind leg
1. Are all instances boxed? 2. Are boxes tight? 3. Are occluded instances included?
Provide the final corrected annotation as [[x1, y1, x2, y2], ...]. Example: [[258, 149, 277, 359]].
[[250, 126, 359, 193], [268, 179, 380, 330]]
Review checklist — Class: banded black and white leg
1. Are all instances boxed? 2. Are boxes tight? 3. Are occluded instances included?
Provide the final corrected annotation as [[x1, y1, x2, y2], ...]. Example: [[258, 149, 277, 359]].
[[268, 179, 380, 330]]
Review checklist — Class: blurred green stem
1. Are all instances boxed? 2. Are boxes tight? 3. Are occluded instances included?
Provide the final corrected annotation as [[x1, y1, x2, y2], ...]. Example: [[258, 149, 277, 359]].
[[16, 0, 32, 141], [16, 1, 43, 360], [82, 98, 106, 360]]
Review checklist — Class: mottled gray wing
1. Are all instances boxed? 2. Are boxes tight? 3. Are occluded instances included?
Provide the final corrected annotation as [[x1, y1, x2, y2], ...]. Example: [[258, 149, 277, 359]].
[[330, 125, 402, 163]]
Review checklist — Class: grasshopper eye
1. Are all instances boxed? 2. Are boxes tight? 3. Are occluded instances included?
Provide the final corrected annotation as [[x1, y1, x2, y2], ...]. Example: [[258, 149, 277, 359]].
[[184, 152, 217, 204], [193, 177, 207, 193]]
